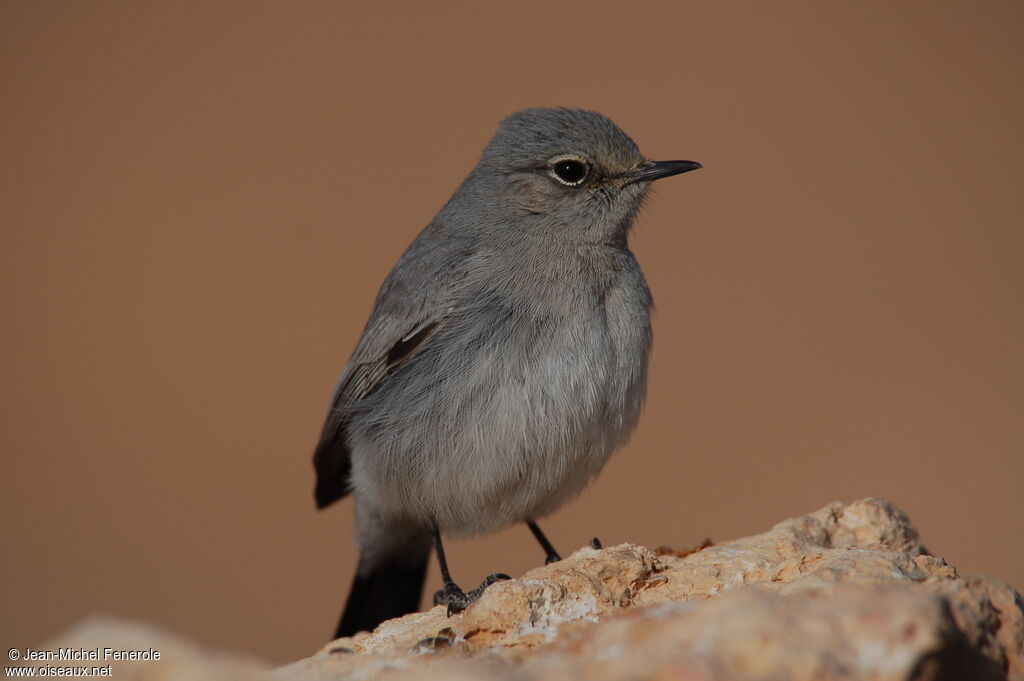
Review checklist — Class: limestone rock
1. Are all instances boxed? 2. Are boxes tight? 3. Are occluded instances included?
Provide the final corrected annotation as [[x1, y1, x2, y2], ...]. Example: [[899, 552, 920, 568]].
[[22, 616, 268, 681], [287, 498, 1022, 680], [30, 499, 1024, 680]]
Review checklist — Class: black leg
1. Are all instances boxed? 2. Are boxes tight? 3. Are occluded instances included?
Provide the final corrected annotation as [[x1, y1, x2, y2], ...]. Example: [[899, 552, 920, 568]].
[[526, 519, 562, 564], [430, 521, 510, 616], [431, 522, 456, 585]]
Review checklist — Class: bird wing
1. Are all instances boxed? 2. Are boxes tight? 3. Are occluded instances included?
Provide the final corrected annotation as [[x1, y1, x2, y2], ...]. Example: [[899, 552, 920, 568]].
[[313, 312, 447, 509], [312, 231, 469, 508]]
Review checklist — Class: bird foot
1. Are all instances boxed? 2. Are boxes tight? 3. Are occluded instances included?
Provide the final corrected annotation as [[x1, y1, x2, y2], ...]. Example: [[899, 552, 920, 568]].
[[434, 573, 511, 616]]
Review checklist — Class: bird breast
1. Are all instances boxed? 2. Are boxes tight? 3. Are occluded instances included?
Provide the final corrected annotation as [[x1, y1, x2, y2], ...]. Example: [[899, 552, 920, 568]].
[[349, 248, 652, 536]]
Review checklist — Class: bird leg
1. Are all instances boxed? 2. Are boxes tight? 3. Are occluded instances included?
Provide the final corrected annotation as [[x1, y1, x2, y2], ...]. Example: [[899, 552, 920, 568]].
[[430, 522, 509, 616], [526, 519, 562, 564]]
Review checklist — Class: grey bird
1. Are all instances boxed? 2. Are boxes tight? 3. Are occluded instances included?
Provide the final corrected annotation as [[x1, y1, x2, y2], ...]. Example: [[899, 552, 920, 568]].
[[313, 107, 700, 638]]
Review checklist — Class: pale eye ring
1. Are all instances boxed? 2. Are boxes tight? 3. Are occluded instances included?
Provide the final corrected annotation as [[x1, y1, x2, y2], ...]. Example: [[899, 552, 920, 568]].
[[548, 156, 589, 186]]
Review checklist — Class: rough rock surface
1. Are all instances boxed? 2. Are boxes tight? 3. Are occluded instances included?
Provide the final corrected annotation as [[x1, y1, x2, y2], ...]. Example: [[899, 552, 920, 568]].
[[27, 499, 1024, 680]]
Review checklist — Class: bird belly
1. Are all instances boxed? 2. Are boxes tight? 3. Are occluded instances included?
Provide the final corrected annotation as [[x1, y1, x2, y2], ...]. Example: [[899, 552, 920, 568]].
[[348, 292, 650, 538]]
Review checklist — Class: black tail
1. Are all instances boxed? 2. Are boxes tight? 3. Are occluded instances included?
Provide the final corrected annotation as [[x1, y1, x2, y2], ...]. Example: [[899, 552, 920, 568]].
[[335, 549, 430, 639]]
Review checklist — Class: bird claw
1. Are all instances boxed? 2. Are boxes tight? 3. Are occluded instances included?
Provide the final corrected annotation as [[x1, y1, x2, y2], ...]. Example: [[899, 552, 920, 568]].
[[434, 573, 511, 616], [433, 582, 464, 608]]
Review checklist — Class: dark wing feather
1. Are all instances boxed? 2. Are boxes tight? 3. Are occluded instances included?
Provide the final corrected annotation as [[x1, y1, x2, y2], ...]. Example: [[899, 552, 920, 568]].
[[313, 316, 444, 508], [312, 227, 472, 509]]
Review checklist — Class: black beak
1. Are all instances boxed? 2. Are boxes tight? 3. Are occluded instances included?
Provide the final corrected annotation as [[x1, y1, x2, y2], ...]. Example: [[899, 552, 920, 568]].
[[619, 160, 702, 185]]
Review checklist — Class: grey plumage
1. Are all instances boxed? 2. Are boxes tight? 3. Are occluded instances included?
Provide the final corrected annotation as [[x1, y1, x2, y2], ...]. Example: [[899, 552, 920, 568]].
[[314, 108, 700, 637]]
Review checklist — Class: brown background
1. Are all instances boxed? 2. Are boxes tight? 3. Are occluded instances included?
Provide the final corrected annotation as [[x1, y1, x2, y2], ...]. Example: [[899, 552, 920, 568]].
[[2, 0, 1022, 664]]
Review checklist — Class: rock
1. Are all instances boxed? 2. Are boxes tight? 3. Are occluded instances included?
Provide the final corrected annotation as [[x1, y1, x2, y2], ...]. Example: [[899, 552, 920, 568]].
[[28, 499, 1024, 680], [21, 616, 269, 681]]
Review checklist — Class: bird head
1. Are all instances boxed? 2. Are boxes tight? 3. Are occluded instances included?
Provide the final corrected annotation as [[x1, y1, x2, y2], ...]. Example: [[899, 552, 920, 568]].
[[470, 108, 700, 243]]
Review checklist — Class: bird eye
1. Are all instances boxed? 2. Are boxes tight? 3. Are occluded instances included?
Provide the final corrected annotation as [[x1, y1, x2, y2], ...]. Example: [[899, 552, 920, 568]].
[[548, 157, 589, 186]]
